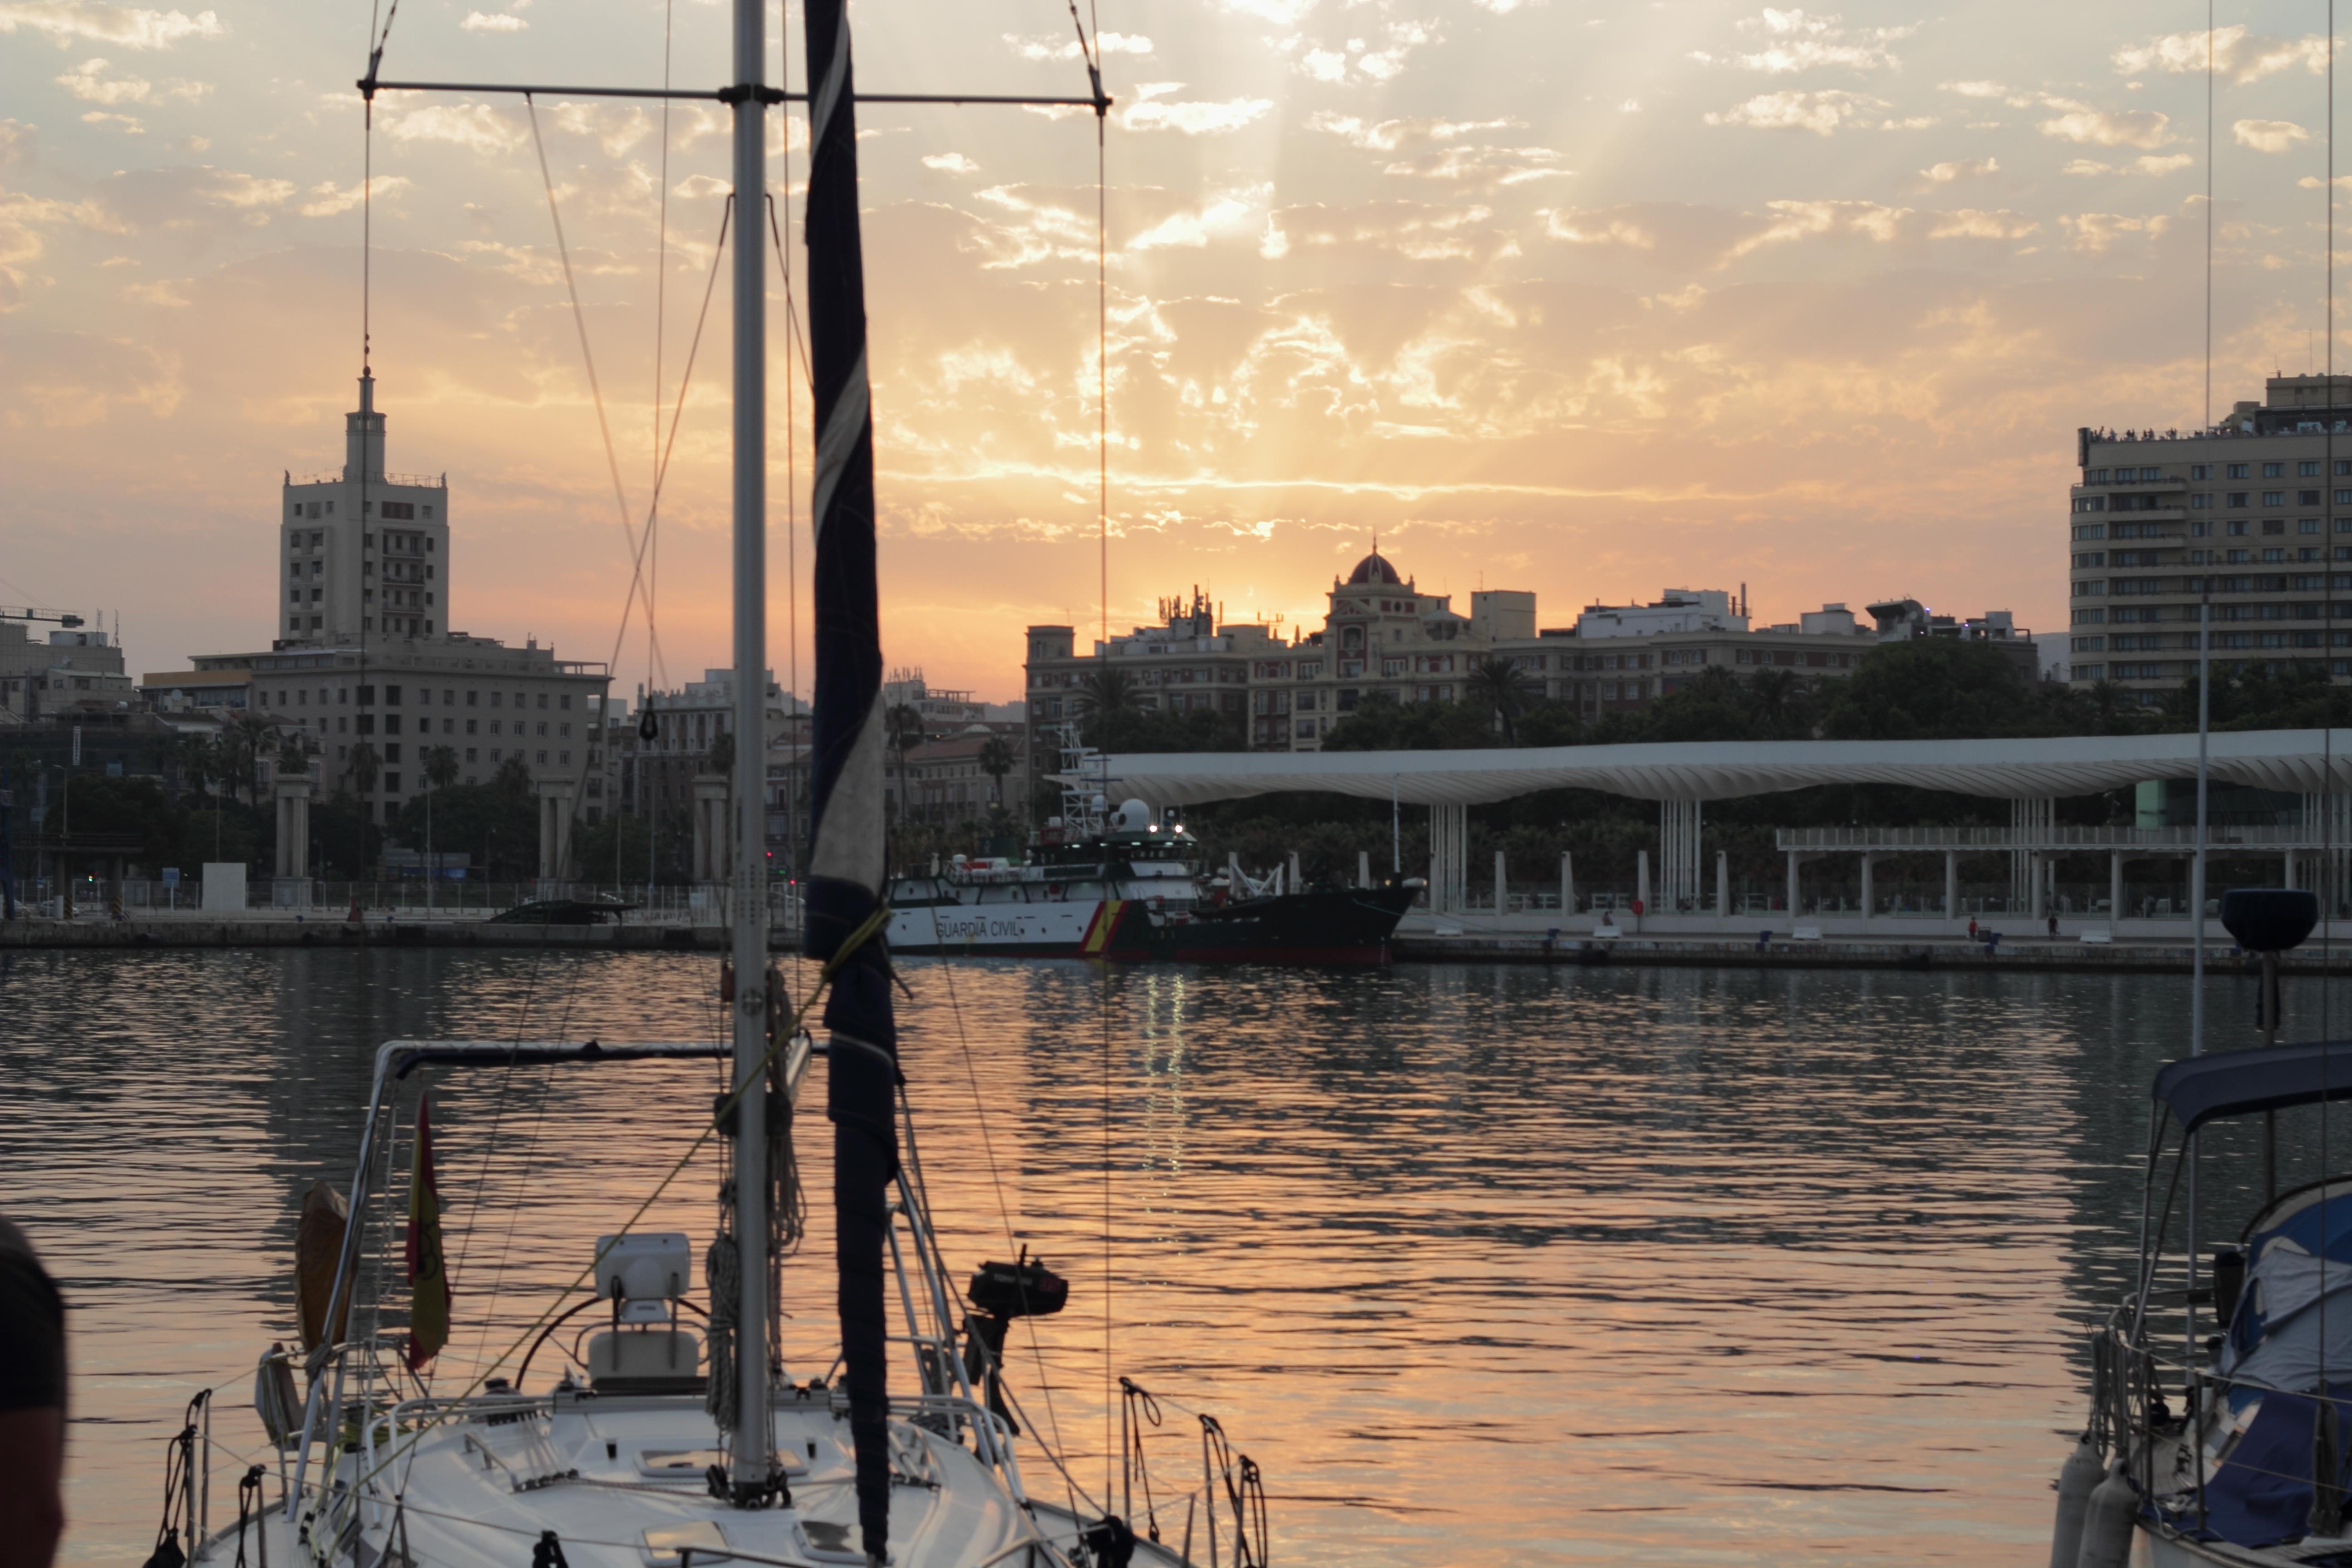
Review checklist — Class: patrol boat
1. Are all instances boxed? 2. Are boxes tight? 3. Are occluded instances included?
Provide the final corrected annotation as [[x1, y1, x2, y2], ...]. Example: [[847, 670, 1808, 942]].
[[886, 797, 1419, 962]]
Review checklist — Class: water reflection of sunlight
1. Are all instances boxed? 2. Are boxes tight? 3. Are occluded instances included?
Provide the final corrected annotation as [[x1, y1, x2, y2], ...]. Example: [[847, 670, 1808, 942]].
[[15, 949, 2330, 1565]]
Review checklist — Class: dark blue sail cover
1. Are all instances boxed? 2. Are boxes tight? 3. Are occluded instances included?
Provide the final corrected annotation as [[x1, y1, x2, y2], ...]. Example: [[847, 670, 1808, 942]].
[[800, 0, 898, 1556]]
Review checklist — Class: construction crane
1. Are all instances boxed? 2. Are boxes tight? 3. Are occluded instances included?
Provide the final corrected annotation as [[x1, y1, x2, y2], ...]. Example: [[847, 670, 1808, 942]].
[[0, 608, 84, 628]]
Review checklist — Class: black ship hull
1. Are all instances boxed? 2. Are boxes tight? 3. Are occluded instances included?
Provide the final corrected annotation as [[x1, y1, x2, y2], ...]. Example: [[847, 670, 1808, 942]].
[[1105, 885, 1418, 964]]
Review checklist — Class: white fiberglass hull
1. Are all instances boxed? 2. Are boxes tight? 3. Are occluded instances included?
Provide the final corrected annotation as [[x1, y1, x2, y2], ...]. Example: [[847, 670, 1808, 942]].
[[216, 1393, 1196, 1568], [885, 900, 1117, 957], [2141, 1518, 2352, 1565]]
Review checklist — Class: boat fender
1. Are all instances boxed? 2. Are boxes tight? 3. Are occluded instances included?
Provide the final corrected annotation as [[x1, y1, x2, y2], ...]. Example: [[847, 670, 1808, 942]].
[[2075, 1460, 2136, 1568], [2048, 1436, 2102, 1568]]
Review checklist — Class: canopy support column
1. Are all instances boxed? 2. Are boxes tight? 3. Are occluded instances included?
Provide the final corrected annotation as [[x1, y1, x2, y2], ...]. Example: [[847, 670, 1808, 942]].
[[2011, 796, 2051, 912], [1493, 850, 1505, 915], [1428, 803, 1466, 915], [1561, 852, 1574, 916], [1714, 849, 1728, 918], [1944, 849, 1958, 920], [1786, 848, 1799, 916], [1658, 799, 1700, 913], [1859, 852, 1875, 925], [2111, 851, 2124, 924]]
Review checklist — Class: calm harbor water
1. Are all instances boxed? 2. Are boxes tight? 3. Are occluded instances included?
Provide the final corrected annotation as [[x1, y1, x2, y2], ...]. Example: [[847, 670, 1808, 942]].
[[3, 948, 2338, 1564]]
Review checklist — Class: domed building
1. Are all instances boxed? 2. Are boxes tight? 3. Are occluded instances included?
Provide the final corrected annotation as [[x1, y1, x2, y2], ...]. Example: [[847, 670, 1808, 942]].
[[1020, 548, 1938, 775]]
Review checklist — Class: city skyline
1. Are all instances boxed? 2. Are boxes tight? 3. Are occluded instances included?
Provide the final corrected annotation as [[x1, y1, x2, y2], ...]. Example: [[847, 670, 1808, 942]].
[[4, 3, 2346, 701]]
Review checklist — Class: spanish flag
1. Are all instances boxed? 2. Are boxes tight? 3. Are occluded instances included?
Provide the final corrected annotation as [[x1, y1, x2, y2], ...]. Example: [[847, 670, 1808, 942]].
[[404, 1094, 451, 1371]]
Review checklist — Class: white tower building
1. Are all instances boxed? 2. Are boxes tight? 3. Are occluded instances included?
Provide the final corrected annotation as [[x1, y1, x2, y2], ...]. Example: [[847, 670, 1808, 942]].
[[279, 374, 451, 645]]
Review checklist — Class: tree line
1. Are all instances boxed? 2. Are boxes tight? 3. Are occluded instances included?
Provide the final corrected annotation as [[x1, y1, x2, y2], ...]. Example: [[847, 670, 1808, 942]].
[[1065, 640, 2352, 892]]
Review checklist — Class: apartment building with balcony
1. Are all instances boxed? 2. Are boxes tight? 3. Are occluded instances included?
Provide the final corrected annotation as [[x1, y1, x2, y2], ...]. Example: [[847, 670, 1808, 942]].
[[2071, 375, 2352, 699], [1021, 558, 2008, 787]]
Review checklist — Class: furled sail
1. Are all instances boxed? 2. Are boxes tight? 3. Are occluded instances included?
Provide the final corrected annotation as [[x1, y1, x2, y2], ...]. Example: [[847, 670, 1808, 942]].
[[799, 0, 899, 1558]]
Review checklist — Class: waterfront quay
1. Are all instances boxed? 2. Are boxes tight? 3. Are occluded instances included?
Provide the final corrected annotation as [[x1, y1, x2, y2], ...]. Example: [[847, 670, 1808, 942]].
[[0, 905, 785, 951], [2, 903, 2318, 975]]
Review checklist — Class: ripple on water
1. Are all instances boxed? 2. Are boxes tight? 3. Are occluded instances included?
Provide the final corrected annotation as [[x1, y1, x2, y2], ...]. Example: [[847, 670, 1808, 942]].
[[2, 949, 2323, 1565]]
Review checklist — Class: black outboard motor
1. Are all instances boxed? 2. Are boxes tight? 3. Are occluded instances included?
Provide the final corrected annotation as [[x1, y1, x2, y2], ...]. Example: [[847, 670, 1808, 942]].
[[963, 1249, 1068, 1433], [2221, 888, 2320, 1203], [2222, 887, 2319, 1040]]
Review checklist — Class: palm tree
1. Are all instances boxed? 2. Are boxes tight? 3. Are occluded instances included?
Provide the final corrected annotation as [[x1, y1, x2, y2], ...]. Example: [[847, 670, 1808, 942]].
[[1079, 666, 1137, 716], [977, 734, 1016, 810], [170, 733, 215, 803], [345, 739, 382, 802], [2086, 678, 2135, 736], [1465, 655, 1534, 744], [223, 710, 275, 804], [886, 704, 926, 823], [422, 744, 459, 911], [1747, 668, 1805, 739]]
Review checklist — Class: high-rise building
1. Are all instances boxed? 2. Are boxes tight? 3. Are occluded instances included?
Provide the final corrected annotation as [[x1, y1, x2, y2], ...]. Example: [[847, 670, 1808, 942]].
[[2070, 375, 2352, 699], [279, 373, 450, 645], [170, 375, 609, 827]]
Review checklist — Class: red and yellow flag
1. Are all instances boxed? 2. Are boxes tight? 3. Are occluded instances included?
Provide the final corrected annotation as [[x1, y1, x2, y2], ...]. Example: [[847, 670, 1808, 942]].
[[403, 1094, 451, 1371]]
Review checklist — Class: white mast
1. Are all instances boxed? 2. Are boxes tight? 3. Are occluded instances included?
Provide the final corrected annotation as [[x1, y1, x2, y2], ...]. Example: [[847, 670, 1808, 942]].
[[727, 0, 772, 1494]]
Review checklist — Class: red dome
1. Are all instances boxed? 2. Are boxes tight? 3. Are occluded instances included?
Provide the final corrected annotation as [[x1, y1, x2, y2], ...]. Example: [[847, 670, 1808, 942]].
[[1346, 551, 1403, 586]]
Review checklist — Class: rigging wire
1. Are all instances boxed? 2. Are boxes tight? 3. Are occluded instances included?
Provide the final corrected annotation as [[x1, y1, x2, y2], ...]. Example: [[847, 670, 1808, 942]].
[[522, 86, 733, 882], [525, 96, 646, 582], [771, 190, 818, 1020], [926, 955, 1081, 1526], [635, 0, 677, 893], [1058, 0, 1117, 1501], [2322, 0, 2337, 1441], [782, 0, 802, 907]]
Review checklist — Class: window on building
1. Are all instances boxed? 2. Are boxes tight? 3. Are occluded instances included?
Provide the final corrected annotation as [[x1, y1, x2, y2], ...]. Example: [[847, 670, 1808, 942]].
[[2230, 492, 2250, 507], [2265, 462, 2286, 478], [2264, 492, 2287, 506], [2265, 519, 2288, 534], [2229, 519, 2250, 535], [536, 750, 549, 764], [2229, 464, 2251, 479], [2191, 464, 2210, 480]]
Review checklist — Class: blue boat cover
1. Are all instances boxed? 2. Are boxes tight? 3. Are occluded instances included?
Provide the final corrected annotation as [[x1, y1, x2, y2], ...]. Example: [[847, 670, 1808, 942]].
[[2203, 1388, 2351, 1547], [2154, 1042, 2352, 1135]]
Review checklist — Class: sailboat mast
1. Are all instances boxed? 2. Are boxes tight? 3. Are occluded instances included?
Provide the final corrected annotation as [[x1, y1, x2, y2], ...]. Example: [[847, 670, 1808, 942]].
[[727, 0, 773, 1494]]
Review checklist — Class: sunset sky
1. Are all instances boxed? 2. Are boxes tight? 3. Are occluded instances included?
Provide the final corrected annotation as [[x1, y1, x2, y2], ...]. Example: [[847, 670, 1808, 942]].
[[0, 0, 2343, 702]]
